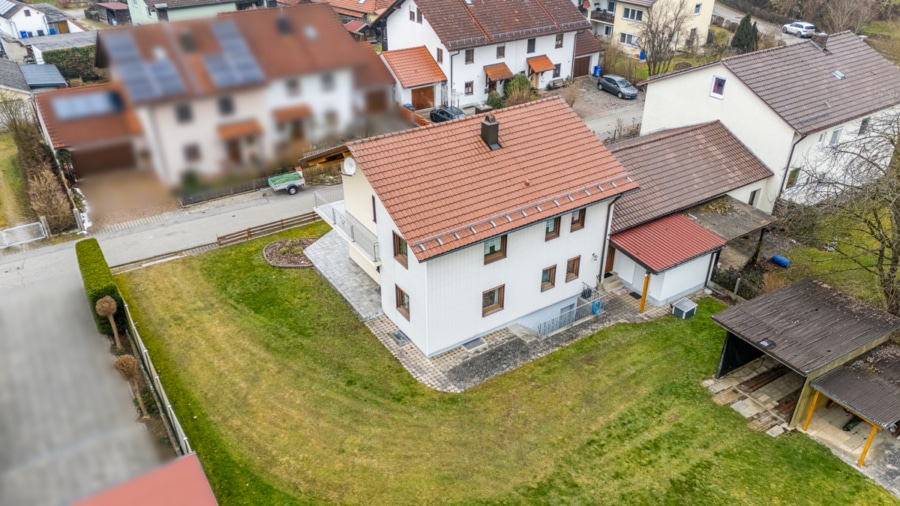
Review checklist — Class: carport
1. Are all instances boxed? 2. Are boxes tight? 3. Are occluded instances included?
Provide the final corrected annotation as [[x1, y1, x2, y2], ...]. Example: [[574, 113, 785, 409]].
[[804, 342, 900, 466], [712, 279, 900, 428]]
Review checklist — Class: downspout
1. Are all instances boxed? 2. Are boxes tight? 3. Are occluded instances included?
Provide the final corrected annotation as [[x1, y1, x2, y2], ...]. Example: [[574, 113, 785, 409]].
[[705, 250, 719, 286], [776, 133, 806, 205], [597, 194, 622, 287]]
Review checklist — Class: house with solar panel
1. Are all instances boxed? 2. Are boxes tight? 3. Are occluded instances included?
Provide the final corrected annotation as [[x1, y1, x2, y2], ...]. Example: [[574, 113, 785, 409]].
[[376, 0, 598, 109], [641, 32, 900, 211], [33, 4, 394, 182]]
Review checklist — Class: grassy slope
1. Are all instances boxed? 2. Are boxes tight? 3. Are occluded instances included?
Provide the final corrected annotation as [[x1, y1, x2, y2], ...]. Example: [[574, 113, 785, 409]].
[[119, 223, 897, 505], [0, 134, 31, 228]]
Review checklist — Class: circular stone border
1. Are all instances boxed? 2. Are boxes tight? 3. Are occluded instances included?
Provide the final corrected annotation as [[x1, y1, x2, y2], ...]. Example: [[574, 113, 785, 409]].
[[263, 238, 317, 268]]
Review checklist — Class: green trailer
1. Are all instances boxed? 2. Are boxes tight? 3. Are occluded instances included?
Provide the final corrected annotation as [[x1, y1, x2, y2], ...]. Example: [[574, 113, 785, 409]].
[[267, 171, 306, 195]]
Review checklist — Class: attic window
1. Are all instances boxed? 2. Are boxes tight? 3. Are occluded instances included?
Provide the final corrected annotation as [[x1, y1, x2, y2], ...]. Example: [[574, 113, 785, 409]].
[[464, 0, 472, 4], [832, 70, 846, 80], [180, 32, 195, 52]]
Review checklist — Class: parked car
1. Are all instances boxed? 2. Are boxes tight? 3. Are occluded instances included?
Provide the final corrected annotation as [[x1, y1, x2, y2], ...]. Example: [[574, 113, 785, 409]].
[[782, 22, 816, 38], [597, 74, 638, 99], [430, 106, 466, 123], [546, 77, 566, 90]]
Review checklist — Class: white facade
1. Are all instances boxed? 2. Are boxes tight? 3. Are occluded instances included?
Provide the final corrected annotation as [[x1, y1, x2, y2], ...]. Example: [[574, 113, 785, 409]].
[[612, 247, 714, 306], [385, 0, 579, 108], [127, 0, 239, 25], [0, 7, 49, 39]]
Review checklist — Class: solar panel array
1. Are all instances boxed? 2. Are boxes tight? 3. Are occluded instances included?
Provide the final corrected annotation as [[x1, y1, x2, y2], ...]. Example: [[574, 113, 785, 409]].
[[0, 0, 18, 17], [203, 21, 265, 89], [103, 31, 187, 102], [52, 91, 123, 121]]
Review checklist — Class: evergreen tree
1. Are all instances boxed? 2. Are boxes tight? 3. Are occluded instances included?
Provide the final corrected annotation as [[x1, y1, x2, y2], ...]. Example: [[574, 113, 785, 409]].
[[731, 14, 759, 53]]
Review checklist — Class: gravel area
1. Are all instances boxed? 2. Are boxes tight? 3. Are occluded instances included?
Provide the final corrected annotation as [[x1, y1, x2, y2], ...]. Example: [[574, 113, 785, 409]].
[[542, 76, 646, 141]]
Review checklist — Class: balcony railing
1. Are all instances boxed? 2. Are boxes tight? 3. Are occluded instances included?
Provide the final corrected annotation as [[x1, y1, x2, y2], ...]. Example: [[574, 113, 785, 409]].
[[314, 188, 380, 263], [590, 9, 615, 23]]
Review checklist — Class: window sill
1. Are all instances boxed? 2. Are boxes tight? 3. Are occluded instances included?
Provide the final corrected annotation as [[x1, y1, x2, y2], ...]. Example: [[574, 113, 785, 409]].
[[710, 93, 724, 100], [541, 284, 555, 292], [395, 255, 408, 269], [482, 306, 503, 317], [484, 253, 506, 265], [545, 234, 560, 242], [570, 223, 585, 232], [397, 307, 410, 320], [566, 274, 578, 282]]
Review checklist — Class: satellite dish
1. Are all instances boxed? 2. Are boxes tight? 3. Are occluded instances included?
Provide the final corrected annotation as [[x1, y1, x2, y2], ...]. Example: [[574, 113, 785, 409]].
[[342, 156, 357, 176]]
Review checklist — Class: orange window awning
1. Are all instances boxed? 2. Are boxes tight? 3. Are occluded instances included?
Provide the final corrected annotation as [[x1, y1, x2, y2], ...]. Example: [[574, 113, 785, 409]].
[[273, 104, 313, 124], [484, 63, 514, 82], [218, 119, 262, 140], [527, 55, 556, 73]]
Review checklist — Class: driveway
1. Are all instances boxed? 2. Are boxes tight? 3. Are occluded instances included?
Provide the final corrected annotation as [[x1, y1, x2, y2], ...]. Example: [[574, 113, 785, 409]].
[[544, 77, 646, 142], [713, 2, 805, 46]]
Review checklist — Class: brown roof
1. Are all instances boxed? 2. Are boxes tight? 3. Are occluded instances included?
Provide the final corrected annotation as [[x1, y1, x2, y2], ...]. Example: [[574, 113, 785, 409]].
[[574, 30, 602, 57], [73, 453, 218, 506], [344, 19, 366, 33], [218, 119, 262, 140], [527, 55, 557, 73], [650, 32, 900, 135], [609, 121, 773, 233], [34, 82, 143, 149], [347, 97, 637, 261], [413, 0, 589, 50], [96, 2, 129, 9], [484, 63, 514, 81], [610, 213, 725, 274], [273, 104, 312, 123], [712, 279, 900, 376], [381, 46, 446, 88], [354, 41, 395, 88], [315, 0, 394, 17]]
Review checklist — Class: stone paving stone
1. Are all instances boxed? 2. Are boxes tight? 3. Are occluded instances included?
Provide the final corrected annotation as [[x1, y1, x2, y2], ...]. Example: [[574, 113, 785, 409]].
[[305, 231, 383, 320]]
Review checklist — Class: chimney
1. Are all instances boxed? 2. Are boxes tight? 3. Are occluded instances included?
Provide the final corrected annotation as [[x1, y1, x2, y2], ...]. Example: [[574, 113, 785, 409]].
[[481, 114, 500, 150], [811, 32, 828, 51]]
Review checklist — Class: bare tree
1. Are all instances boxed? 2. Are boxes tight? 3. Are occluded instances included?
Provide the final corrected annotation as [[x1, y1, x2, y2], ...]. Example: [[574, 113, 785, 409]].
[[819, 0, 877, 34], [115, 354, 148, 418], [95, 295, 122, 350], [788, 113, 900, 315], [638, 0, 692, 76]]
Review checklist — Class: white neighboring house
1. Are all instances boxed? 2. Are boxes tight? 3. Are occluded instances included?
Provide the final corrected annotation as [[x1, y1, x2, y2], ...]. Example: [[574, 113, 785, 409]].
[[127, 0, 269, 25], [313, 97, 638, 357], [641, 32, 900, 211], [0, 0, 84, 39], [379, 0, 591, 108]]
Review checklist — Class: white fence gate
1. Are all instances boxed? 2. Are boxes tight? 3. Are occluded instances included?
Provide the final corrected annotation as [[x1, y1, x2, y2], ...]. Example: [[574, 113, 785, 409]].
[[0, 222, 47, 249]]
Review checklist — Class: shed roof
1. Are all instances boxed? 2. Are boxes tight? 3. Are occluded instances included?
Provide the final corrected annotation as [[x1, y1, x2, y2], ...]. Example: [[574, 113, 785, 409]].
[[346, 97, 637, 261], [22, 30, 96, 50], [32, 3, 68, 23], [683, 195, 777, 242], [97, 2, 129, 9], [812, 343, 900, 429], [610, 121, 773, 233], [574, 30, 602, 57], [711, 279, 900, 376], [610, 213, 725, 273], [20, 64, 66, 88], [381, 46, 446, 88]]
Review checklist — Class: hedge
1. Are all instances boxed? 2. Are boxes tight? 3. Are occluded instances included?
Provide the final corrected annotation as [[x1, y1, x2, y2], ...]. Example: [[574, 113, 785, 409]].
[[76, 238, 125, 335], [42, 46, 100, 82]]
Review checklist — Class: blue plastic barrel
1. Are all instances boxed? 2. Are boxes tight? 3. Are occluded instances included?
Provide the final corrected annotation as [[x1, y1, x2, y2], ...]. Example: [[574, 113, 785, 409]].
[[771, 254, 791, 268], [639, 50, 646, 61], [593, 65, 601, 77], [403, 103, 414, 110]]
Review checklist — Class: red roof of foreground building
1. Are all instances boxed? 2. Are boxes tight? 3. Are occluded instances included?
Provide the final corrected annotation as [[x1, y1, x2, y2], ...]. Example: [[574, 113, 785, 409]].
[[610, 213, 725, 274], [73, 453, 218, 506]]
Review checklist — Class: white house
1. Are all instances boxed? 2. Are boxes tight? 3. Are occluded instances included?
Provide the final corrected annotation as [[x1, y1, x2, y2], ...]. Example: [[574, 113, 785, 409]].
[[314, 97, 638, 357], [604, 121, 775, 307], [380, 45, 446, 110], [379, 0, 591, 108], [580, 0, 713, 53], [0, 0, 84, 39], [127, 0, 269, 25], [35, 5, 394, 183], [641, 32, 900, 211]]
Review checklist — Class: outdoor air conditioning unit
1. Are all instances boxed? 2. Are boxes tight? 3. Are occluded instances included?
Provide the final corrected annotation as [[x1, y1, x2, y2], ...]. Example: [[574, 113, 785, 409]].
[[672, 298, 698, 319]]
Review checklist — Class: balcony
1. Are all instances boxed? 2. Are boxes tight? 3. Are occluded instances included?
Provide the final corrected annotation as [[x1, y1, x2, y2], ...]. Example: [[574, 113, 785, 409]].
[[314, 187, 380, 263], [589, 9, 615, 24]]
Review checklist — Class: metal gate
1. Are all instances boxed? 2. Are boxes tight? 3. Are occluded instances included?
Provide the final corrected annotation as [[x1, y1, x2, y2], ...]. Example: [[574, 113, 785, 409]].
[[0, 222, 47, 248]]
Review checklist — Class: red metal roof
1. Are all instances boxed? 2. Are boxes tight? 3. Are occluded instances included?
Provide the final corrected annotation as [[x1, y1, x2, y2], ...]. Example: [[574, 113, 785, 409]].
[[610, 214, 725, 274], [73, 453, 218, 506], [344, 20, 366, 33]]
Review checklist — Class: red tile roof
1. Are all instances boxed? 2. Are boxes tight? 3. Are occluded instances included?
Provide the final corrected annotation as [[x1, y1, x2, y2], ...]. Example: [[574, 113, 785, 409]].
[[34, 82, 143, 149], [347, 97, 637, 261], [527, 55, 556, 73], [73, 454, 217, 506], [381, 46, 447, 89], [610, 213, 725, 274], [316, 0, 394, 17], [344, 19, 366, 33], [484, 63, 514, 81]]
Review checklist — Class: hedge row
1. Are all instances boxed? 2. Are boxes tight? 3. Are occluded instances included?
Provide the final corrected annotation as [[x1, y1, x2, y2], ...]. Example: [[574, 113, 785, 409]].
[[76, 238, 125, 335]]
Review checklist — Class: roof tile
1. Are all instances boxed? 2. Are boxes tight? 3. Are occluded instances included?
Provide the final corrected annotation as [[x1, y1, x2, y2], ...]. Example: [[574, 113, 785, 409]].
[[610, 213, 725, 273], [381, 46, 446, 88]]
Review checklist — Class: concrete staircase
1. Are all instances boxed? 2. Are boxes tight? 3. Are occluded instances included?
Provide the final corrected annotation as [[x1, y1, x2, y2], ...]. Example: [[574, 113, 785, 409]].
[[601, 273, 625, 293]]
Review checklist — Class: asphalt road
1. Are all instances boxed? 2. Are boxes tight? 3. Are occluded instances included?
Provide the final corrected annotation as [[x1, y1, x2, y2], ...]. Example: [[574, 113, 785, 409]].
[[713, 2, 806, 46]]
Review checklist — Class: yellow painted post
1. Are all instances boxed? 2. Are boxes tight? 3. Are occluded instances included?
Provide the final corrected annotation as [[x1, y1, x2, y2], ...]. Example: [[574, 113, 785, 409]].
[[639, 272, 650, 313], [803, 390, 820, 431], [858, 424, 879, 467]]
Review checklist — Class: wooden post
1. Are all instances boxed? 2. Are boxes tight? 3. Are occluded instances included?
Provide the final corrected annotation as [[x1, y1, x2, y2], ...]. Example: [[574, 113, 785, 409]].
[[246, 228, 252, 239], [639, 272, 650, 313], [803, 390, 820, 430], [858, 424, 879, 467]]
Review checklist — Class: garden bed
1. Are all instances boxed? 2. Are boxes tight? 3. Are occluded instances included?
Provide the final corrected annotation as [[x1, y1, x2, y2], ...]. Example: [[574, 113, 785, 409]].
[[262, 237, 316, 267]]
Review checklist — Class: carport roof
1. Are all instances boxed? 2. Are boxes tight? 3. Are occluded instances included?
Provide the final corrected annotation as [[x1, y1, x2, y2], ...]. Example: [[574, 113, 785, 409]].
[[812, 343, 900, 429], [712, 279, 900, 376], [610, 213, 725, 274]]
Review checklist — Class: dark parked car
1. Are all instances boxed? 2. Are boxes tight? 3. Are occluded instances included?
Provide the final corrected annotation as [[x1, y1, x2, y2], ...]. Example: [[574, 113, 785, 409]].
[[597, 74, 638, 99], [430, 106, 466, 123]]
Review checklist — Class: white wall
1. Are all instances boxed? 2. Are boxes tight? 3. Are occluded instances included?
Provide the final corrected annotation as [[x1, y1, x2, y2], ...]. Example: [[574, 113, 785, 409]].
[[5, 7, 49, 38], [612, 246, 713, 305], [263, 71, 356, 141], [726, 180, 770, 209]]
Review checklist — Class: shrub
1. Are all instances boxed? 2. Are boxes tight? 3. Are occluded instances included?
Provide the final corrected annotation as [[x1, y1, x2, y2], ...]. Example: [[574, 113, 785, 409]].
[[76, 238, 125, 335], [503, 74, 533, 101], [731, 15, 759, 53], [28, 167, 75, 233], [486, 90, 503, 110], [42, 46, 101, 83], [712, 264, 766, 300]]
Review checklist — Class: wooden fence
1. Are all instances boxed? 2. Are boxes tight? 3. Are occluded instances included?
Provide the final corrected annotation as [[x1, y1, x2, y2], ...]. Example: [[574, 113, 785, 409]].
[[216, 212, 319, 246]]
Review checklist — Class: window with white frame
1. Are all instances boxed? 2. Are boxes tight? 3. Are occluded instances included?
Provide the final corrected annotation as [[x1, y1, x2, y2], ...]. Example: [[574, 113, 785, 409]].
[[619, 32, 638, 46], [817, 132, 826, 145], [710, 76, 726, 98], [604, 25, 613, 36], [830, 127, 843, 145], [694, 3, 701, 15], [622, 7, 642, 21]]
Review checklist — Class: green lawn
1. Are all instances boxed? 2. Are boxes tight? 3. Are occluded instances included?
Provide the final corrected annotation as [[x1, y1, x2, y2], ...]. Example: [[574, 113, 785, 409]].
[[0, 134, 31, 228], [118, 223, 897, 505], [766, 245, 884, 307]]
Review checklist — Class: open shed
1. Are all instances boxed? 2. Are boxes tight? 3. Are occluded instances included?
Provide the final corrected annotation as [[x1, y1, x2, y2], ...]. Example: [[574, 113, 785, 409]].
[[712, 279, 900, 429]]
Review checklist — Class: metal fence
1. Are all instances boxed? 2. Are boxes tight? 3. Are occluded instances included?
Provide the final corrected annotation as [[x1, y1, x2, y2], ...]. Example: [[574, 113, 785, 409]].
[[534, 285, 606, 337], [0, 222, 47, 249], [179, 177, 270, 206], [314, 188, 380, 262], [123, 301, 191, 456]]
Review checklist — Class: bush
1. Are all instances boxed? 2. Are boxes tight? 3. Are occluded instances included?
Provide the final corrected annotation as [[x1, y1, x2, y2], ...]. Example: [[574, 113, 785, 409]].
[[42, 46, 101, 83], [712, 264, 766, 299], [486, 90, 503, 110], [502, 73, 536, 106], [28, 167, 75, 233], [76, 238, 125, 335]]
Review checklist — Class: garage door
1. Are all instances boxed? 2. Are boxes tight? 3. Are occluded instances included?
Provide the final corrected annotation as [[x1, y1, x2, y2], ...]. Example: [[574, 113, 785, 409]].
[[71, 143, 136, 179], [411, 86, 434, 110], [573, 56, 591, 78]]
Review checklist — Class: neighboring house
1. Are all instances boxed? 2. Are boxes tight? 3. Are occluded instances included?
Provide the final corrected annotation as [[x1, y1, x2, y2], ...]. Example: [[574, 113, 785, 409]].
[[641, 32, 900, 210], [96, 2, 132, 25], [380, 45, 446, 110], [580, 0, 713, 52], [21, 30, 96, 64], [313, 97, 638, 357], [31, 4, 86, 34], [34, 5, 394, 183], [0, 57, 32, 99], [573, 30, 602, 78], [127, 0, 271, 25], [312, 0, 394, 43], [604, 121, 774, 307], [380, 0, 591, 107], [20, 63, 67, 90], [0, 0, 52, 39]]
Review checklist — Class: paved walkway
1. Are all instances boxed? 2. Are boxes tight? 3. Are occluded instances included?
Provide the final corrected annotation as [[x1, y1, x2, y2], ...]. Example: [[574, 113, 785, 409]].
[[304, 231, 383, 320]]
